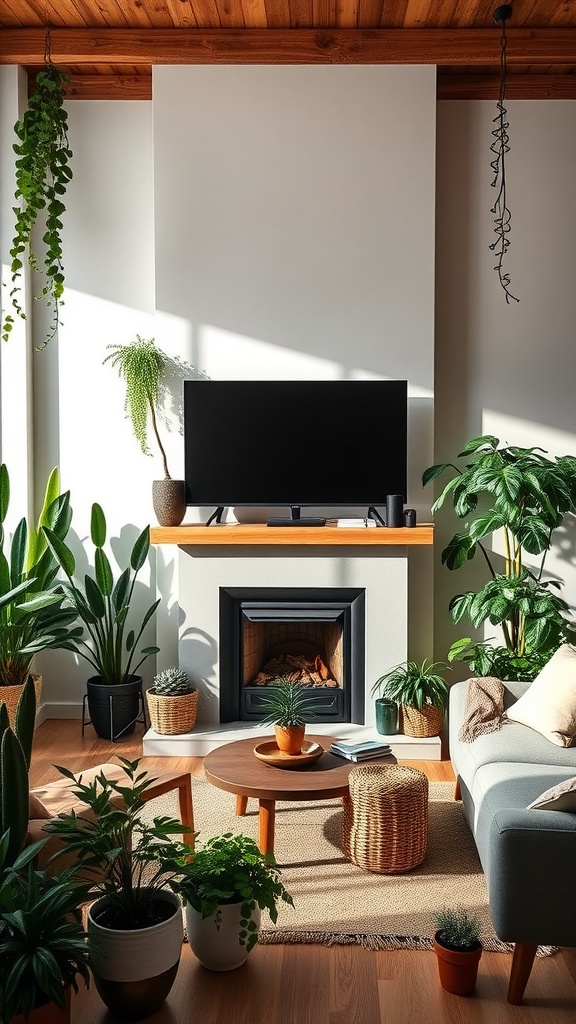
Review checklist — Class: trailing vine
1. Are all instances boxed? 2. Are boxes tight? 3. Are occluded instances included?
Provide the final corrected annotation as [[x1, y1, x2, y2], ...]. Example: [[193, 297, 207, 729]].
[[2, 64, 72, 348]]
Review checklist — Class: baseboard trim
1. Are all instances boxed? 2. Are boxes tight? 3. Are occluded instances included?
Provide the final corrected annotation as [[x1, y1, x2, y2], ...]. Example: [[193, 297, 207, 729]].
[[38, 702, 83, 722]]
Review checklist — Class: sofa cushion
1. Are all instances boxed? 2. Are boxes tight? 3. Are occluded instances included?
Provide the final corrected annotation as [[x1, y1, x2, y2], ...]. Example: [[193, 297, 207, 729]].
[[528, 776, 576, 812], [504, 644, 576, 746], [29, 793, 50, 820], [449, 680, 576, 784]]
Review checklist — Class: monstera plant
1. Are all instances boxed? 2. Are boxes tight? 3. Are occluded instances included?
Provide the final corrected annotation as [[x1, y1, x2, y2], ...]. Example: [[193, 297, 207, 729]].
[[424, 435, 576, 680]]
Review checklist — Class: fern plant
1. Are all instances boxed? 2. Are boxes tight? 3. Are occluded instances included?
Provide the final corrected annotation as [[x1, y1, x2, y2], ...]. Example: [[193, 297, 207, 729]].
[[104, 336, 173, 478], [2, 65, 72, 349]]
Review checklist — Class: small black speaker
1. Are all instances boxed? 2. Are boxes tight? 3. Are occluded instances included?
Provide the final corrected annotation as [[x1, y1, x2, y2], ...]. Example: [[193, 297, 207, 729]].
[[386, 494, 404, 528], [404, 508, 417, 528]]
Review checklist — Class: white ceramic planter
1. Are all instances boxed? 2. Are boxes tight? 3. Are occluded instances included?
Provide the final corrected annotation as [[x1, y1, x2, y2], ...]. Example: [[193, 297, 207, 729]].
[[87, 889, 183, 1019], [186, 901, 261, 971]]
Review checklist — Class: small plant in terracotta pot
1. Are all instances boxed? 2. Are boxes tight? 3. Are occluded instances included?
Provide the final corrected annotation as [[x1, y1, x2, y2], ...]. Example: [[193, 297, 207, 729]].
[[433, 906, 482, 995], [257, 678, 320, 754]]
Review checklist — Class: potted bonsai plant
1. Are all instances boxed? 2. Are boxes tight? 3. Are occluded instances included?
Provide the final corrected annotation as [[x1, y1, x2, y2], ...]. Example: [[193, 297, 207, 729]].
[[0, 464, 80, 724], [424, 435, 576, 680], [433, 906, 482, 995], [178, 832, 293, 972], [44, 757, 196, 1021], [103, 335, 207, 527], [146, 665, 198, 735], [42, 503, 160, 741], [257, 678, 321, 754], [371, 660, 449, 738], [0, 841, 92, 1024]]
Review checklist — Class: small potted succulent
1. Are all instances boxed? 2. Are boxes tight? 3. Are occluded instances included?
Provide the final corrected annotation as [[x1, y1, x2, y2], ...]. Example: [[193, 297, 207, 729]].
[[178, 832, 293, 972], [146, 665, 198, 735], [257, 678, 321, 754], [371, 659, 449, 738], [433, 906, 482, 995]]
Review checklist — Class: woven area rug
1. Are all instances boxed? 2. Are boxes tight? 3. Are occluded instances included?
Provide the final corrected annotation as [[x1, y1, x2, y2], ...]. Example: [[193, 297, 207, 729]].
[[150, 776, 553, 955]]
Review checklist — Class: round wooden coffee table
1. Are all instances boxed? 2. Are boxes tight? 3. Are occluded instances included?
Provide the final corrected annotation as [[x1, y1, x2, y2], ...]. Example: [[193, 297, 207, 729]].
[[203, 734, 396, 856]]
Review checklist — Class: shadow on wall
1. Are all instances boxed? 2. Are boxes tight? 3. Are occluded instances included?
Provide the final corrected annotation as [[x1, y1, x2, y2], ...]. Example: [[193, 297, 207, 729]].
[[179, 622, 218, 722]]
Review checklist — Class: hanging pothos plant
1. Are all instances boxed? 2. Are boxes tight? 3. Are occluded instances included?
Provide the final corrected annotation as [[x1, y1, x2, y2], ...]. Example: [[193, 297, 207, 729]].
[[2, 64, 72, 348]]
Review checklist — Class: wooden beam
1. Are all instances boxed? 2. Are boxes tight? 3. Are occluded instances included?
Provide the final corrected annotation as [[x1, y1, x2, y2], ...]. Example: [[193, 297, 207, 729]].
[[28, 71, 152, 100], [438, 74, 576, 100], [2, 27, 576, 68]]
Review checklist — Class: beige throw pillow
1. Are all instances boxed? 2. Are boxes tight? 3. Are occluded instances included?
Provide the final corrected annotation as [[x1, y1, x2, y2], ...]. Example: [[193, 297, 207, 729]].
[[528, 777, 576, 812], [504, 644, 576, 747]]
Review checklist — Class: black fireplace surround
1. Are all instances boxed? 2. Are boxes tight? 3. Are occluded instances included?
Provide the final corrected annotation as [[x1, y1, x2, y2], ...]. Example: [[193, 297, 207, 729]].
[[219, 587, 365, 724]]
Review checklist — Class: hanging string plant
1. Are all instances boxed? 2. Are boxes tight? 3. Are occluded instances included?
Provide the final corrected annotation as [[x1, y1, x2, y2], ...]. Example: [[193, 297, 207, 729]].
[[2, 50, 72, 348], [489, 5, 519, 304]]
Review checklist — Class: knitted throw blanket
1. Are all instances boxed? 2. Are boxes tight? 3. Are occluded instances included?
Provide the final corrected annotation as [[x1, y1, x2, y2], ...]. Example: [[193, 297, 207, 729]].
[[458, 676, 506, 743]]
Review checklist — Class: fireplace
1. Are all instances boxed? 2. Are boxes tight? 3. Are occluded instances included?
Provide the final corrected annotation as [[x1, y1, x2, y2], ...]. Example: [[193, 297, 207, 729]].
[[219, 587, 365, 724]]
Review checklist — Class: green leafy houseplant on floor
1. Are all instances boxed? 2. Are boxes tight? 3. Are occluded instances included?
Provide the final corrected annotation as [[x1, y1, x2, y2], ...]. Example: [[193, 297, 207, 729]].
[[371, 660, 449, 738], [43, 503, 160, 740], [0, 840, 92, 1024], [0, 464, 80, 698], [2, 65, 72, 349], [424, 435, 576, 680], [44, 757, 196, 1019], [432, 906, 482, 996], [179, 832, 293, 970]]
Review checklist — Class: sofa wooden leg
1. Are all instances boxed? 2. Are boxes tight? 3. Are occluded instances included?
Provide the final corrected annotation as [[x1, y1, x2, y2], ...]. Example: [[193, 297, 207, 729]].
[[507, 942, 538, 1004], [454, 777, 461, 801]]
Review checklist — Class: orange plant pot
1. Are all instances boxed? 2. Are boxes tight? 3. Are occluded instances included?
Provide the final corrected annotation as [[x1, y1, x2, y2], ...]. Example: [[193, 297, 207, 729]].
[[274, 723, 306, 755], [12, 988, 71, 1024], [433, 933, 482, 995]]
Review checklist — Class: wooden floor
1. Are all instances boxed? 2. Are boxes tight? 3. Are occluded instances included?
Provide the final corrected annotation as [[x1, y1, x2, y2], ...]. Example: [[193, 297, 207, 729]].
[[31, 719, 576, 1024]]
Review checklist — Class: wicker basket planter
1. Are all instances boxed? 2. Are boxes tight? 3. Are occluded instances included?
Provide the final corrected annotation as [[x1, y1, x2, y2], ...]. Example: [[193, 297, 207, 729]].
[[400, 702, 444, 738], [146, 688, 198, 735], [0, 674, 42, 728]]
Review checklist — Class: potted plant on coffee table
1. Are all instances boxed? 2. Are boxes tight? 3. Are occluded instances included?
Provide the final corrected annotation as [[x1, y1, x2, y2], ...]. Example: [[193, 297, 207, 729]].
[[0, 464, 80, 724], [43, 504, 160, 741], [146, 665, 198, 735], [372, 660, 449, 738], [178, 832, 293, 972], [44, 757, 196, 1021], [0, 841, 92, 1024], [433, 906, 483, 995], [257, 678, 321, 754]]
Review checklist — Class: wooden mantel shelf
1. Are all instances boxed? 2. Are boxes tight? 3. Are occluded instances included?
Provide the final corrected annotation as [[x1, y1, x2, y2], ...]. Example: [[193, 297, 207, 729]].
[[150, 523, 433, 547]]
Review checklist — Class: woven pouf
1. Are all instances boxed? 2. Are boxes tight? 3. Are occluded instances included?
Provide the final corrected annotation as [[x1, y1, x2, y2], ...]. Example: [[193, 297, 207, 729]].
[[341, 764, 429, 874]]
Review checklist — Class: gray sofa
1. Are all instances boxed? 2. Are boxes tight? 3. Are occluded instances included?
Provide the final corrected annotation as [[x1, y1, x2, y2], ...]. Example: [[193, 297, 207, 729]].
[[449, 679, 576, 1003]]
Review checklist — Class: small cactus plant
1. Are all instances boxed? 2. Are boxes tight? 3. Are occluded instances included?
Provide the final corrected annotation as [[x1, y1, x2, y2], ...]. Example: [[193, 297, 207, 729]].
[[153, 666, 195, 697]]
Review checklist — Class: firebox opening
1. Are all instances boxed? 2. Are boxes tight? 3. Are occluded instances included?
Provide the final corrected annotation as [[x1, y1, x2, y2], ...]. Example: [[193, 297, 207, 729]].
[[219, 587, 366, 724]]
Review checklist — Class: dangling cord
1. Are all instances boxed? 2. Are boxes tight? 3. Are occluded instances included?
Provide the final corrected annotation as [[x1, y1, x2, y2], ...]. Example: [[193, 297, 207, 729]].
[[489, 5, 519, 304]]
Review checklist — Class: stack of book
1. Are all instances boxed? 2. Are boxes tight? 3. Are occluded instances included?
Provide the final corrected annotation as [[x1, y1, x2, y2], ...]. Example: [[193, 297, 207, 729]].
[[329, 740, 392, 762]]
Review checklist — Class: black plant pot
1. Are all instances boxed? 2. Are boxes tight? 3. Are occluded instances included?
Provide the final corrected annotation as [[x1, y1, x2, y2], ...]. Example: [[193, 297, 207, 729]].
[[85, 675, 145, 742]]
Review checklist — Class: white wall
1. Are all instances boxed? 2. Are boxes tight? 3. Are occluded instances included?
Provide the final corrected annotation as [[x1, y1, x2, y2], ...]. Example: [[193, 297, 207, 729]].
[[435, 100, 576, 669]]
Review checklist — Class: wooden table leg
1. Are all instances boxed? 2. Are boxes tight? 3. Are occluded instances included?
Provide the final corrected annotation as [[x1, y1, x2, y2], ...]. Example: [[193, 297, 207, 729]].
[[236, 794, 248, 816], [258, 799, 276, 856], [177, 775, 195, 849]]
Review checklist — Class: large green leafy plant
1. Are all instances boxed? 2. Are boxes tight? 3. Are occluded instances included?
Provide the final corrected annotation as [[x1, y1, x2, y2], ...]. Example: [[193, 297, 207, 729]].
[[2, 65, 72, 349], [43, 504, 159, 686], [178, 832, 293, 952], [371, 659, 449, 711], [0, 841, 92, 1024], [44, 757, 195, 930], [0, 464, 80, 688], [424, 435, 576, 679]]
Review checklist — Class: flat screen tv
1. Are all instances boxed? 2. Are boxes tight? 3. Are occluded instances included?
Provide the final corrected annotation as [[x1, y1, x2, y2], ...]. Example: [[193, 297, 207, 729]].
[[184, 380, 407, 515]]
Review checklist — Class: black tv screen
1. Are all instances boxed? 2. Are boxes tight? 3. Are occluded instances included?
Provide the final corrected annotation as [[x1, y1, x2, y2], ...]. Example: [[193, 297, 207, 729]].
[[184, 379, 407, 508]]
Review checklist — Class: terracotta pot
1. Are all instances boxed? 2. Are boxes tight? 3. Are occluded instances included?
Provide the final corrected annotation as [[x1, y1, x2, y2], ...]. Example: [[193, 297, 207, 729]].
[[186, 901, 261, 972], [433, 932, 482, 995], [274, 723, 306, 755], [12, 987, 71, 1024]]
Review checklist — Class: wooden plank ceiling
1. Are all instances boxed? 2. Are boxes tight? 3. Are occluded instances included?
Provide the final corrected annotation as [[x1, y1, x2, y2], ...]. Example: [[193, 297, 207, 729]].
[[0, 1, 575, 100]]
